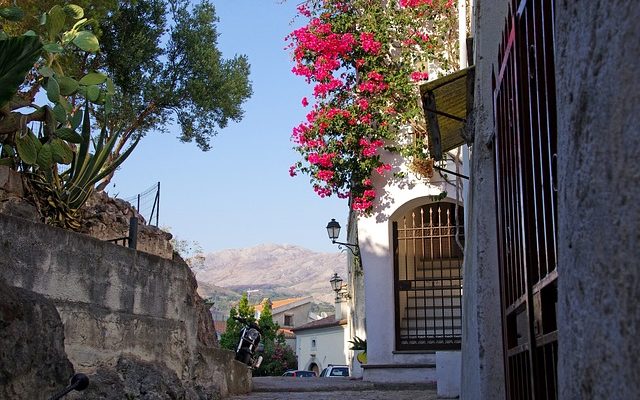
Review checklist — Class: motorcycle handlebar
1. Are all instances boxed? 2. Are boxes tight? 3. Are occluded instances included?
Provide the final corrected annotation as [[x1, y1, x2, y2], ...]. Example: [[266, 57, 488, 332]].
[[232, 316, 263, 333]]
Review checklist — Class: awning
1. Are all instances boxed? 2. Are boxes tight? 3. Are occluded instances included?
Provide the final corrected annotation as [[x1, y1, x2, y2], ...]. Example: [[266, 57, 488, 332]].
[[420, 66, 475, 160]]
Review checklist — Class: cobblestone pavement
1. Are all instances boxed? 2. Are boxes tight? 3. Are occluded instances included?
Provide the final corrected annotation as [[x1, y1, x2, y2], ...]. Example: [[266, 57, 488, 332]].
[[227, 377, 439, 400]]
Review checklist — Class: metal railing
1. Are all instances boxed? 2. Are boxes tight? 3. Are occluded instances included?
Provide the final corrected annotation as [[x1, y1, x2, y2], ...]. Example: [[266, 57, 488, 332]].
[[122, 182, 160, 227], [106, 216, 138, 250]]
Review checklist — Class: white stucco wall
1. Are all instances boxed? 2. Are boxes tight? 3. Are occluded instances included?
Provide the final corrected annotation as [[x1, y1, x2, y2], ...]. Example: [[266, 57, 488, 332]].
[[358, 145, 468, 378], [295, 325, 348, 372]]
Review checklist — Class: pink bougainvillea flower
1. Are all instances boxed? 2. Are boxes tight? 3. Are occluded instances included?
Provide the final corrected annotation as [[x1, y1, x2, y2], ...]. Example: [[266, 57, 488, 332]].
[[301, 97, 309, 107], [410, 71, 430, 82]]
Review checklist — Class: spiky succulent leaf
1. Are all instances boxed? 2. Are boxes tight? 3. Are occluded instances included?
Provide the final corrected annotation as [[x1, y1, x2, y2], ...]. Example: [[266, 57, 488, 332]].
[[55, 127, 82, 143], [0, 35, 42, 108]]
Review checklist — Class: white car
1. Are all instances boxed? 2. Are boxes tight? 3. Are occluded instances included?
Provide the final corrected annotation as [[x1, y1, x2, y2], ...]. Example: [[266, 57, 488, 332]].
[[319, 365, 349, 377]]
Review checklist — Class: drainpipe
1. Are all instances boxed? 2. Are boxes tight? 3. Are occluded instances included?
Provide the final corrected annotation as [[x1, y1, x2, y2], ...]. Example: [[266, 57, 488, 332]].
[[458, 0, 468, 69]]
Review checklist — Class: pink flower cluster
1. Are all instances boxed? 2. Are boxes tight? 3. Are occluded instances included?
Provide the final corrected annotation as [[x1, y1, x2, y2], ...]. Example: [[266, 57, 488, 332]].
[[399, 0, 433, 7], [360, 32, 381, 54], [359, 138, 384, 157], [410, 71, 430, 81], [308, 152, 336, 168], [358, 71, 388, 94], [352, 188, 376, 211]]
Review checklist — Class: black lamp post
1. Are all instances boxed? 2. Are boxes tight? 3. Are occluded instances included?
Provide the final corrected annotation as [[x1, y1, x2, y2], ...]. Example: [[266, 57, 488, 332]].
[[325, 219, 360, 255], [330, 272, 343, 293], [330, 272, 350, 300]]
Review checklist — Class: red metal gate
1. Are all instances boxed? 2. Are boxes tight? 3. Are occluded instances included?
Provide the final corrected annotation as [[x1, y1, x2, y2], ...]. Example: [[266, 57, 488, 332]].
[[493, 0, 558, 398]]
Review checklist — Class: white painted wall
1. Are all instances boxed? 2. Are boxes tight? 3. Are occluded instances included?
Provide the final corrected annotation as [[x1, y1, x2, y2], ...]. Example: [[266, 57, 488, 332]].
[[295, 325, 348, 372], [358, 144, 468, 380]]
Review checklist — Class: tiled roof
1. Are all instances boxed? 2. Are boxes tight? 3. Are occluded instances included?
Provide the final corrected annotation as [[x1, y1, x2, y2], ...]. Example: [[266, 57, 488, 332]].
[[278, 328, 296, 339], [291, 315, 347, 333], [213, 320, 227, 334], [254, 297, 311, 312]]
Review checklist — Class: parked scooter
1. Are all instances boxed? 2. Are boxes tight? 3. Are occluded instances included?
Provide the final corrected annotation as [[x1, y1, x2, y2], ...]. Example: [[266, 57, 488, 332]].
[[233, 316, 263, 369]]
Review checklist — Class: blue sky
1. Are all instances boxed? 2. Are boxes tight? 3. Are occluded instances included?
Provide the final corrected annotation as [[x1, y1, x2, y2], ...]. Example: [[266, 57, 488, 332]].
[[109, 1, 348, 254]]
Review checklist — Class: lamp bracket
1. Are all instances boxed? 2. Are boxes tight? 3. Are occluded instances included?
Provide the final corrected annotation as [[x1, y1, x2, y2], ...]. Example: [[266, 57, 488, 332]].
[[332, 240, 360, 256]]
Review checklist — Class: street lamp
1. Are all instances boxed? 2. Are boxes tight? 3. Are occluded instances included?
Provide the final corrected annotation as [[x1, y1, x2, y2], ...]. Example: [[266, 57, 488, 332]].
[[330, 272, 350, 300], [330, 272, 343, 293], [325, 219, 360, 256]]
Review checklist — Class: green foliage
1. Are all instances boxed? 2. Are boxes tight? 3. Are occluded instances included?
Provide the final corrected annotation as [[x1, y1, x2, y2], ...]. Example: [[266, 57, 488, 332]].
[[348, 336, 367, 351], [0, 35, 41, 108], [219, 293, 256, 351], [257, 299, 279, 343], [0, 3, 138, 229], [92, 0, 252, 180], [253, 340, 297, 377]]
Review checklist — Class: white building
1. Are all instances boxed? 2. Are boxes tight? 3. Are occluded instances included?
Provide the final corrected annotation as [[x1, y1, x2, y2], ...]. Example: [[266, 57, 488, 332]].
[[292, 315, 348, 376]]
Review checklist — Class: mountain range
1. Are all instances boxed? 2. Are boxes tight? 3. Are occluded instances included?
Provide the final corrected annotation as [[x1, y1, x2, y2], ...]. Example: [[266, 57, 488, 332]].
[[192, 244, 348, 317]]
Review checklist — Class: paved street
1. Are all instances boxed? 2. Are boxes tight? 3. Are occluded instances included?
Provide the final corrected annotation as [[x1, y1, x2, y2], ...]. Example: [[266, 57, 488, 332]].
[[227, 377, 439, 400]]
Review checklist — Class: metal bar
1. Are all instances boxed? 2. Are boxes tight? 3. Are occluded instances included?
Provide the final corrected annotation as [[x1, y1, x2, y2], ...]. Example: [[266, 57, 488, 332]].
[[421, 105, 467, 123], [433, 166, 469, 180], [156, 181, 160, 226]]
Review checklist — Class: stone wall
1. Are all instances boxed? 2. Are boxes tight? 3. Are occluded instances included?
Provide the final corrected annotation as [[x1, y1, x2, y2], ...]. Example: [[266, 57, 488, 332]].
[[0, 166, 174, 260], [0, 213, 250, 398], [459, 1, 508, 399], [555, 1, 640, 399], [0, 280, 74, 399]]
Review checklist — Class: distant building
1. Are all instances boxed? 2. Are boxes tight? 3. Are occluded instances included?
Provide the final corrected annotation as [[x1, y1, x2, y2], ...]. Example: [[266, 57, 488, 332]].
[[292, 315, 348, 376], [255, 297, 314, 351]]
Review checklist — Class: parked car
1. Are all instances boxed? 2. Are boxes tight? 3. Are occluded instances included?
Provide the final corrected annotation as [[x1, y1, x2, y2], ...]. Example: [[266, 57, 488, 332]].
[[282, 370, 317, 377], [319, 365, 349, 377]]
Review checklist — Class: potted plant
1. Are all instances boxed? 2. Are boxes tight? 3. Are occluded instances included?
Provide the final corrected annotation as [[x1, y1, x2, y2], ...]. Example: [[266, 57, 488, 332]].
[[348, 336, 367, 364]]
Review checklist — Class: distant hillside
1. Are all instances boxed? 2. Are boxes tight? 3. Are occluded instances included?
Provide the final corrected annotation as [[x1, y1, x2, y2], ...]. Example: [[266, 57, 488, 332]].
[[193, 244, 348, 315]]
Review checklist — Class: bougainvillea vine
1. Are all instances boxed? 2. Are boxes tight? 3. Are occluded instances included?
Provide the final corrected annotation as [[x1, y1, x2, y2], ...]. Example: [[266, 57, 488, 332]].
[[287, 0, 458, 213]]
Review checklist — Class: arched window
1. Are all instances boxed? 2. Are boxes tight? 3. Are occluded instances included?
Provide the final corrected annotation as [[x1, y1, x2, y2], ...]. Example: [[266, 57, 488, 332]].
[[392, 202, 463, 350]]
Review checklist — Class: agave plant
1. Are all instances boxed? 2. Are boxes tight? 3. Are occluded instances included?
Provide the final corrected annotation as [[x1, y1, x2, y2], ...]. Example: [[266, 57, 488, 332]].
[[28, 101, 139, 229]]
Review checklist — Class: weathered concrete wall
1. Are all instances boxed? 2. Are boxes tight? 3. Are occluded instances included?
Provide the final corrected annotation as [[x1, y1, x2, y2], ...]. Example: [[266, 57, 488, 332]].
[[555, 1, 640, 399], [0, 213, 250, 398], [459, 1, 508, 399], [0, 280, 74, 400]]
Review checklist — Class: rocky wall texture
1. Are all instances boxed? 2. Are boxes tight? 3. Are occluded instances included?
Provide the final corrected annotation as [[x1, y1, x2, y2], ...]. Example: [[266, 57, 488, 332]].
[[0, 280, 74, 399], [0, 166, 174, 259], [555, 1, 640, 399], [0, 213, 251, 398]]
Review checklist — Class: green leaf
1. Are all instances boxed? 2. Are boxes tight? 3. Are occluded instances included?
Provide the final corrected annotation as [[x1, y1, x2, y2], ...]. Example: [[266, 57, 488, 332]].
[[38, 66, 55, 78], [23, 31, 37, 37], [43, 43, 64, 53], [15, 130, 39, 165], [51, 138, 73, 164], [57, 75, 79, 95], [0, 35, 42, 108], [46, 77, 60, 103], [86, 85, 100, 102], [39, 13, 46, 26], [53, 103, 67, 123], [72, 31, 99, 52], [58, 95, 72, 112], [70, 110, 82, 130], [0, 158, 13, 166], [56, 127, 82, 143], [2, 144, 15, 157], [105, 77, 115, 95], [79, 72, 107, 86], [0, 6, 25, 22], [37, 143, 53, 169], [46, 5, 66, 41], [63, 4, 84, 20]]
